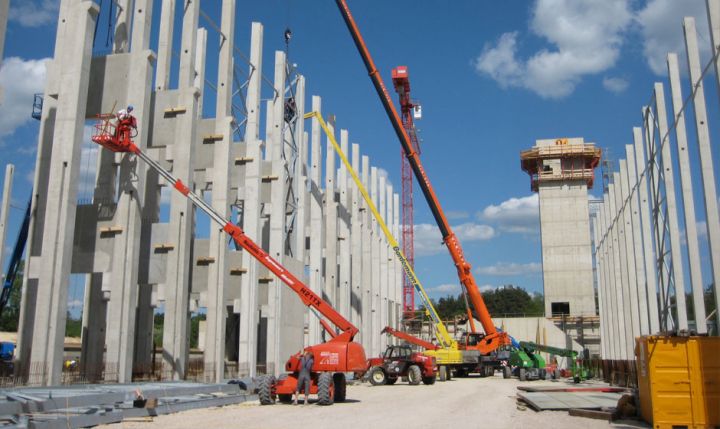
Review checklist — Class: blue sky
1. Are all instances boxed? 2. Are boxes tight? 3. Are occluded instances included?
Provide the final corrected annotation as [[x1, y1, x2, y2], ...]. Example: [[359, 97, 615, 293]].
[[2, 0, 720, 311]]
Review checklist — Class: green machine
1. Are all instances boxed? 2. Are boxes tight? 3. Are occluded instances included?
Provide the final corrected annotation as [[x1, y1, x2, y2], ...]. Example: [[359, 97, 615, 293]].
[[509, 341, 590, 383]]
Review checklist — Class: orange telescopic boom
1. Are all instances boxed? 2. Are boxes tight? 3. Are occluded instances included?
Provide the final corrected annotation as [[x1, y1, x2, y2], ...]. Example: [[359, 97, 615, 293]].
[[91, 116, 365, 405], [334, 0, 507, 353]]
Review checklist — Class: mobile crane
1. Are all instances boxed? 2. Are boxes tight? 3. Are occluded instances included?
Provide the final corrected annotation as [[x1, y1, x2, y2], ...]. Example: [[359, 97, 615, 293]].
[[334, 0, 511, 369], [306, 111, 501, 381], [90, 116, 367, 406]]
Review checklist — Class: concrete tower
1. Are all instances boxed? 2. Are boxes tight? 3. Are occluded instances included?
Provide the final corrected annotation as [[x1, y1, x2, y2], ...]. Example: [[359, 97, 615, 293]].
[[521, 138, 601, 317]]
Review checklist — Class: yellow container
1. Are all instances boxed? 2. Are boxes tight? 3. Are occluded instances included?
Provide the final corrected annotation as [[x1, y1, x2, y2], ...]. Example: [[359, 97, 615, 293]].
[[636, 336, 720, 429]]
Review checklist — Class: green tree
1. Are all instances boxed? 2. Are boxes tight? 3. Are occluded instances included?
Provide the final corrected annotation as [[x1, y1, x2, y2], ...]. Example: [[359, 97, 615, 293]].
[[65, 311, 82, 338], [483, 285, 542, 316], [0, 261, 24, 332]]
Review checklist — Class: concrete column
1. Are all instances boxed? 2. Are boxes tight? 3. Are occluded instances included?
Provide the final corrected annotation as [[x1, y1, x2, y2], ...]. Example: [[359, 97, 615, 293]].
[[685, 17, 720, 333], [293, 77, 307, 263], [194, 28, 207, 115], [113, 0, 132, 53], [27, 1, 99, 386], [238, 22, 264, 377], [161, 0, 201, 380], [202, 0, 236, 383], [592, 216, 606, 359], [654, 83, 689, 331], [133, 283, 154, 375], [0, 0, 8, 63], [0, 165, 12, 281], [378, 175, 387, 350], [350, 143, 363, 328], [370, 167, 381, 356], [308, 96, 324, 346], [709, 0, 720, 99], [130, 0, 153, 52], [80, 273, 106, 381], [607, 183, 628, 359], [633, 128, 660, 333], [324, 123, 338, 309], [599, 200, 616, 360], [155, 0, 175, 90], [667, 52, 707, 332], [619, 161, 641, 342], [361, 155, 372, 353], [625, 145, 651, 336], [338, 130, 351, 320], [613, 172, 636, 357], [386, 184, 395, 333], [393, 193, 401, 327], [266, 50, 287, 375]]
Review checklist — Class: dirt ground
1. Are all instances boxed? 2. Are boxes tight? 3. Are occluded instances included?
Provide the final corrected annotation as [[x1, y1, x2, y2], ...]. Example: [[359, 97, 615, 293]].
[[102, 375, 649, 429]]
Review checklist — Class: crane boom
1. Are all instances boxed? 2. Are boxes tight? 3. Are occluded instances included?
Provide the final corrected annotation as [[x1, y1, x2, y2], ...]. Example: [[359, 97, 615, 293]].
[[304, 111, 455, 349], [334, 0, 503, 347], [91, 120, 358, 343]]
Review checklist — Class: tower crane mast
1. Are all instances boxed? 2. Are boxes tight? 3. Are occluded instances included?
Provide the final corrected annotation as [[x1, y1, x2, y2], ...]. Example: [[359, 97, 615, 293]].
[[391, 66, 420, 319]]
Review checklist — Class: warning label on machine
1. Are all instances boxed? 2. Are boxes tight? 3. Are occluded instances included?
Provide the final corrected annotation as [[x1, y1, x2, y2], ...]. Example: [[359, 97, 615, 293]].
[[319, 351, 339, 365]]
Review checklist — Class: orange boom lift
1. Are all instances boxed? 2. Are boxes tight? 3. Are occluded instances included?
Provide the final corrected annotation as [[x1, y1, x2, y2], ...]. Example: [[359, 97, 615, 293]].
[[91, 116, 366, 406]]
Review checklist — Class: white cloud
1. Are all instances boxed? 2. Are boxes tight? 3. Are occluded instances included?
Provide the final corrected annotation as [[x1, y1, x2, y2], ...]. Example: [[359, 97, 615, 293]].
[[636, 0, 709, 75], [375, 167, 393, 190], [479, 194, 539, 234], [0, 57, 49, 142], [475, 262, 542, 276], [414, 222, 495, 256], [603, 76, 629, 93], [9, 0, 59, 28], [67, 299, 84, 309], [427, 283, 460, 295], [473, 0, 632, 99]]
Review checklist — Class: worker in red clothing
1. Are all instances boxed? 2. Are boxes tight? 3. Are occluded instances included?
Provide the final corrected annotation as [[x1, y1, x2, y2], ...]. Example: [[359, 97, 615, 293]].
[[115, 104, 137, 143]]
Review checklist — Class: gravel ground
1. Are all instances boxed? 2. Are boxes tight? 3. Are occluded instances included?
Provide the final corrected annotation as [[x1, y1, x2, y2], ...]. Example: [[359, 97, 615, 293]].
[[101, 375, 649, 429]]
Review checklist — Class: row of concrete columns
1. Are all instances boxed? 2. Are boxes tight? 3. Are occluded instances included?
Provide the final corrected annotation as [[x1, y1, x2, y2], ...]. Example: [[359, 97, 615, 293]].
[[16, 0, 401, 386], [594, 7, 720, 360]]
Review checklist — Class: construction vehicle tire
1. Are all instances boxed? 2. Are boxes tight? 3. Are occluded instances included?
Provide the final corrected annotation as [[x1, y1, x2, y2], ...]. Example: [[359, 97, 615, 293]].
[[503, 366, 511, 379], [333, 373, 347, 402], [278, 394, 293, 404], [407, 365, 422, 385], [317, 372, 335, 406], [258, 375, 276, 405], [519, 368, 527, 382], [446, 367, 452, 381], [386, 376, 398, 385], [422, 375, 436, 385], [369, 367, 386, 386], [438, 366, 447, 382]]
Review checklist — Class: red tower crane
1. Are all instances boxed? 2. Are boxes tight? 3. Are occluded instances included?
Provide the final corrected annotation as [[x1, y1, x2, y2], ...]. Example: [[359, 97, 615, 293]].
[[391, 66, 420, 320]]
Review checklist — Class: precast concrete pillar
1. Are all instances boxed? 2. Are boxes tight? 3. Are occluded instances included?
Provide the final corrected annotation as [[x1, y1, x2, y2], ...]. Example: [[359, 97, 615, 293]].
[[633, 128, 660, 333], [361, 155, 372, 353], [324, 122, 338, 310], [624, 145, 651, 335], [613, 172, 636, 357], [370, 166, 380, 357], [0, 164, 13, 282], [378, 175, 387, 350], [667, 52, 707, 332], [608, 183, 629, 359], [619, 161, 641, 343], [338, 130, 351, 320], [237, 22, 264, 377], [654, 83, 689, 331], [350, 143, 363, 328], [308, 96, 324, 346], [684, 17, 720, 333]]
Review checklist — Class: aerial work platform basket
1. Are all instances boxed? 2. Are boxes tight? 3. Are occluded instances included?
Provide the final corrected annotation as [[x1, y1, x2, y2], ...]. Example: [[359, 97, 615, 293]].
[[91, 114, 138, 154]]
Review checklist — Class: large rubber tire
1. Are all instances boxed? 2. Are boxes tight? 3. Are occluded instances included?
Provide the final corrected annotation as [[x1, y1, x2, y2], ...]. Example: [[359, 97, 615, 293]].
[[333, 373, 347, 402], [317, 372, 335, 406], [486, 366, 495, 377], [369, 367, 386, 386], [438, 365, 447, 382], [446, 367, 453, 381], [422, 375, 436, 385], [278, 394, 293, 404], [258, 375, 276, 405], [407, 365, 422, 385], [386, 377, 398, 385], [503, 366, 511, 379], [519, 368, 527, 382]]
